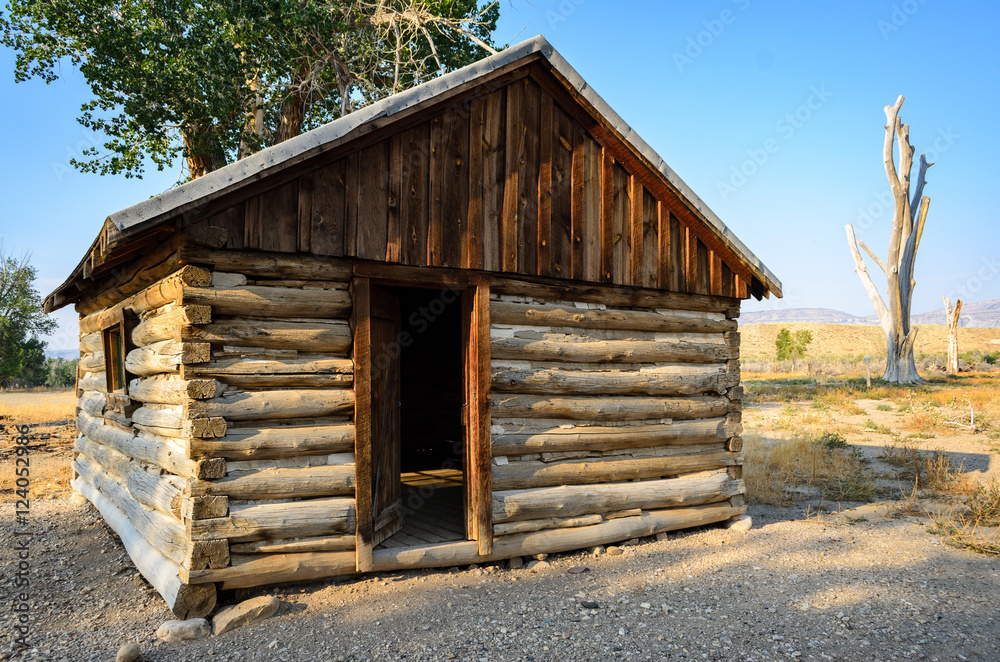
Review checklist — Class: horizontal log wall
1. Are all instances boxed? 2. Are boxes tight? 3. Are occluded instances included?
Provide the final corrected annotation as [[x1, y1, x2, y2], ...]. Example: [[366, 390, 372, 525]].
[[487, 278, 744, 538], [73, 250, 359, 607], [73, 262, 229, 617], [173, 248, 358, 563]]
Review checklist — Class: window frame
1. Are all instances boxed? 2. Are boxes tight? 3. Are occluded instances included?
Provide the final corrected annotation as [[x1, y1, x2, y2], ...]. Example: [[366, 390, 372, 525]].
[[101, 310, 130, 396]]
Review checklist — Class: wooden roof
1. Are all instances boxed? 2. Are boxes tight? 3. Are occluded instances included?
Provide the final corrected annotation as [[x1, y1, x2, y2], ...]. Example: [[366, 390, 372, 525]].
[[45, 36, 780, 312]]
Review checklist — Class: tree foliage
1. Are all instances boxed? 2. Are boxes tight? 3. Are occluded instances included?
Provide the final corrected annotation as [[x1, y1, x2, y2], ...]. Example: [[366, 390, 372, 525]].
[[775, 328, 812, 361], [1, 0, 499, 179], [0, 247, 56, 386], [44, 357, 80, 388]]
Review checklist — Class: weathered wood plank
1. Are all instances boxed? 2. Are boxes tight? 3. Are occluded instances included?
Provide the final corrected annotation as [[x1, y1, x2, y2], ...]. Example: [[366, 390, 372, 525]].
[[258, 180, 298, 253], [502, 80, 522, 272], [493, 469, 743, 522], [491, 393, 732, 421], [188, 422, 355, 460], [491, 363, 736, 396], [537, 92, 554, 277], [481, 89, 505, 272], [186, 388, 354, 421], [492, 450, 742, 490], [400, 123, 431, 267], [132, 305, 212, 345], [550, 105, 574, 279], [490, 336, 738, 364], [611, 163, 631, 285], [178, 246, 353, 281], [125, 340, 210, 377], [128, 374, 223, 404], [490, 301, 736, 333], [188, 497, 356, 543], [520, 79, 541, 274], [183, 319, 351, 353], [642, 189, 659, 288], [489, 276, 738, 313], [432, 107, 470, 268], [190, 464, 355, 500], [308, 159, 348, 256], [181, 285, 351, 318], [600, 148, 614, 283], [356, 142, 389, 261], [491, 414, 742, 456], [386, 133, 402, 263], [229, 535, 355, 555]]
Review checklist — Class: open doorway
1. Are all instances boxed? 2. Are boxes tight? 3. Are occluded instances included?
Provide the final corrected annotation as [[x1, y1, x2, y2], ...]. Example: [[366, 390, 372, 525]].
[[375, 286, 467, 549]]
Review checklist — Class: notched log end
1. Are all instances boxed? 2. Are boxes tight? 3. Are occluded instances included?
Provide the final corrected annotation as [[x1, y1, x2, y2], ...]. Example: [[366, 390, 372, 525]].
[[195, 458, 227, 480]]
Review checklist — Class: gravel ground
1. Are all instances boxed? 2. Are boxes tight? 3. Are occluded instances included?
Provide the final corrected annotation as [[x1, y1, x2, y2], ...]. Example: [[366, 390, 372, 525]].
[[2, 496, 998, 662]]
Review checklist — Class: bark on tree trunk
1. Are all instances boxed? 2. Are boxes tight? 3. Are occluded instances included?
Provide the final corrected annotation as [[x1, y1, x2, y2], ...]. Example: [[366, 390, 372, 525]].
[[275, 91, 307, 145], [883, 328, 920, 383], [183, 126, 228, 179]]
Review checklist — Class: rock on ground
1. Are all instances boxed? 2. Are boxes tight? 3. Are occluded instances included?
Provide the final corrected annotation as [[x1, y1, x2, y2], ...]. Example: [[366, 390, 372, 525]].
[[156, 618, 211, 642], [213, 596, 280, 636], [115, 643, 141, 662], [726, 514, 753, 531]]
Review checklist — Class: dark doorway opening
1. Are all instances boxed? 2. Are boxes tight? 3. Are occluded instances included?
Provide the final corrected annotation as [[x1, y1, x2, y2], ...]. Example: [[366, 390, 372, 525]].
[[377, 286, 467, 548]]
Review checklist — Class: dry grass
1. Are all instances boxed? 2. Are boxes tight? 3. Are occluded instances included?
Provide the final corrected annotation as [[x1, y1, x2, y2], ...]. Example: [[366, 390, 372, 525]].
[[743, 432, 878, 506], [743, 373, 1000, 440], [0, 389, 77, 425], [0, 390, 77, 502], [931, 480, 1000, 555]]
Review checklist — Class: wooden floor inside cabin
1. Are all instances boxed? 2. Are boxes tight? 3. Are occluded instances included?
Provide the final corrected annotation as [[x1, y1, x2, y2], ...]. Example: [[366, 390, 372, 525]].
[[376, 469, 467, 549]]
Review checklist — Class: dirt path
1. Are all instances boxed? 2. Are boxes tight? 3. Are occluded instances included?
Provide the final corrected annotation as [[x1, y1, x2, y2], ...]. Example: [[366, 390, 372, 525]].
[[2, 497, 998, 661]]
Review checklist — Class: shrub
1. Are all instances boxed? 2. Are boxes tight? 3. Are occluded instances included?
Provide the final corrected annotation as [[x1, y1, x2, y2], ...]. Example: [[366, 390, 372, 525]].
[[817, 431, 848, 450], [775, 328, 813, 361]]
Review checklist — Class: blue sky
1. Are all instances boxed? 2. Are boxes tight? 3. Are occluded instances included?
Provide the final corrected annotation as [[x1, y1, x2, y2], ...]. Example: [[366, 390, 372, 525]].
[[2, 0, 998, 350]]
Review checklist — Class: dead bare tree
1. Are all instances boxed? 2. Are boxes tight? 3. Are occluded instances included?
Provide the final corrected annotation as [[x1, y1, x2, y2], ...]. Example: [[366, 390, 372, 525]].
[[845, 95, 932, 384], [943, 296, 963, 374]]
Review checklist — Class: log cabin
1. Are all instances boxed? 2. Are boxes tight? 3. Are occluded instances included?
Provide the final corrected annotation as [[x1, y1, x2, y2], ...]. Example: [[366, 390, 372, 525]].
[[44, 36, 781, 618]]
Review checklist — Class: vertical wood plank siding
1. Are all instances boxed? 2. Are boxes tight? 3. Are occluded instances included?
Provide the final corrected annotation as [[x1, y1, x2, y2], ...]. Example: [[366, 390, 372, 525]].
[[205, 76, 747, 298]]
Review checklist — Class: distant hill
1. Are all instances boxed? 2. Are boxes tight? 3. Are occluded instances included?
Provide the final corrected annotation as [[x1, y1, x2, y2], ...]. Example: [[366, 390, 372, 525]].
[[910, 298, 1000, 328], [741, 298, 1000, 328], [45, 349, 80, 361], [739, 308, 874, 325]]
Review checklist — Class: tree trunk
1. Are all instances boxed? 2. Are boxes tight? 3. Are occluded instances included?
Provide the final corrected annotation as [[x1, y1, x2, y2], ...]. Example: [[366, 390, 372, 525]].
[[275, 91, 307, 145], [943, 296, 962, 374], [183, 126, 228, 179], [845, 96, 932, 385], [882, 328, 921, 383]]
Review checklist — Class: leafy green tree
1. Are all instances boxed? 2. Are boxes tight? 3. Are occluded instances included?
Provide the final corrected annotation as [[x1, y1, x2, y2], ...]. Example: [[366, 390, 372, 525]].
[[1, 0, 499, 179], [16, 337, 48, 386], [45, 357, 80, 388], [0, 247, 56, 386], [775, 328, 813, 361]]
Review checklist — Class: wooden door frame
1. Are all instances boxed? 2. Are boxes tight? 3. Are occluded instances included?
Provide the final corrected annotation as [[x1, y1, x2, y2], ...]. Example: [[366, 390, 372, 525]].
[[353, 270, 492, 571]]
